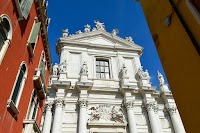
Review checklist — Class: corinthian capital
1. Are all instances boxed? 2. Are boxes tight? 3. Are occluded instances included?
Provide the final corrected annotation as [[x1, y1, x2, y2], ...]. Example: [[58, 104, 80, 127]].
[[167, 107, 177, 115], [145, 102, 156, 111], [54, 99, 64, 108], [78, 99, 88, 108], [45, 102, 53, 111], [124, 101, 134, 109]]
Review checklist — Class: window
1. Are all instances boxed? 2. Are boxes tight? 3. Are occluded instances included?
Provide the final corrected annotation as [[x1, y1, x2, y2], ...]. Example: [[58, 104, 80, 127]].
[[27, 90, 39, 120], [0, 14, 12, 64], [96, 59, 110, 79], [27, 20, 41, 57], [186, 0, 200, 24], [7, 62, 27, 115], [14, 0, 34, 19], [11, 63, 27, 105], [39, 52, 46, 80]]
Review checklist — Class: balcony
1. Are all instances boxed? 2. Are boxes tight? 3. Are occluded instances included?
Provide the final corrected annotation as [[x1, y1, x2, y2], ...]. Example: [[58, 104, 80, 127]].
[[23, 119, 41, 133], [33, 68, 47, 100]]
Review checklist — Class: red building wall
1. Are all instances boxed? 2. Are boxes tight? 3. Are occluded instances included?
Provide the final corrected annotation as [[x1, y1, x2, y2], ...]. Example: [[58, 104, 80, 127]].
[[0, 0, 51, 132]]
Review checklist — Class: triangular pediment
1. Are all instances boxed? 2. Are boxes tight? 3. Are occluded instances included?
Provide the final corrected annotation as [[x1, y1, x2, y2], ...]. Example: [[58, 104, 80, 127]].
[[59, 30, 143, 50]]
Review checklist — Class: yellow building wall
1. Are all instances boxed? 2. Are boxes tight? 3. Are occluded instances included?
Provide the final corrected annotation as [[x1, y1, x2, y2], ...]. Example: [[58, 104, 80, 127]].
[[139, 0, 200, 133]]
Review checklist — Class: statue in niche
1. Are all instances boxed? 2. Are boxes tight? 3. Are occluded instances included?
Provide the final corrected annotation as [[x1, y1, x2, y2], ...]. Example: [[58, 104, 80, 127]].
[[94, 20, 105, 31], [59, 60, 67, 73], [76, 30, 82, 34], [121, 64, 128, 77], [62, 29, 69, 37], [111, 29, 119, 36], [53, 64, 59, 76], [84, 24, 91, 32], [125, 36, 133, 42], [158, 71, 165, 85], [80, 62, 88, 74]]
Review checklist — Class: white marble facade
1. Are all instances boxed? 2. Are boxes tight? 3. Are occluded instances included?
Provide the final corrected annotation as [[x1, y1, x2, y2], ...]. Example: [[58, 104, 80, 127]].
[[43, 21, 185, 133]]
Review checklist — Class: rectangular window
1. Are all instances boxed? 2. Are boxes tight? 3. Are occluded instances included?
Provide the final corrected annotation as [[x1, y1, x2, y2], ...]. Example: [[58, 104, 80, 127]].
[[27, 90, 39, 120], [20, 0, 34, 19], [27, 20, 41, 57], [96, 59, 110, 79]]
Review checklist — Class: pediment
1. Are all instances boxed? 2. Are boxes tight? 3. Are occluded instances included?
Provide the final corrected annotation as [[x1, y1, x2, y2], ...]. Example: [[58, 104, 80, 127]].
[[59, 31, 143, 50]]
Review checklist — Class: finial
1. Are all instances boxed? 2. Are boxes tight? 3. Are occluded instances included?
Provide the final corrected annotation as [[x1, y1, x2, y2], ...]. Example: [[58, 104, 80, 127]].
[[62, 29, 69, 37], [157, 71, 165, 85], [111, 29, 119, 36]]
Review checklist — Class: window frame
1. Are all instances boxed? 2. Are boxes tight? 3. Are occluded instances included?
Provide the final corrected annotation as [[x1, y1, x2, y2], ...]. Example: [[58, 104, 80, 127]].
[[8, 62, 28, 109], [186, 0, 200, 24], [95, 57, 112, 80], [38, 51, 47, 81], [0, 14, 12, 64]]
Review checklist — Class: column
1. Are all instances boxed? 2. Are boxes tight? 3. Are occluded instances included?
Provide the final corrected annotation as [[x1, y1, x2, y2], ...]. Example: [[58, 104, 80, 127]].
[[78, 99, 88, 133], [52, 99, 64, 133], [145, 102, 160, 133], [124, 101, 137, 133], [154, 107, 163, 133], [42, 103, 53, 133], [168, 107, 186, 133]]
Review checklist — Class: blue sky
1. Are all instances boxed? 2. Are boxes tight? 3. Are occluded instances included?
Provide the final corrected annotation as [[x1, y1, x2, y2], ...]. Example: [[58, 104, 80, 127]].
[[47, 0, 168, 87]]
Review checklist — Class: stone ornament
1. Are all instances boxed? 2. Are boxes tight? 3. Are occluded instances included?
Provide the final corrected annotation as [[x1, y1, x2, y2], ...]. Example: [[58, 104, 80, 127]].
[[94, 20, 106, 31], [111, 29, 119, 36], [59, 60, 67, 73], [78, 99, 88, 108], [167, 107, 177, 115], [158, 71, 165, 85], [84, 24, 91, 32], [88, 105, 126, 123], [62, 29, 69, 37], [80, 62, 88, 74]]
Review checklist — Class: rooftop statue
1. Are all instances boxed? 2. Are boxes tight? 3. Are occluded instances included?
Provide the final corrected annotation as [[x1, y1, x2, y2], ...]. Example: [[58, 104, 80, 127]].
[[94, 20, 106, 31], [111, 29, 119, 36], [158, 71, 165, 85], [84, 24, 91, 32], [76, 30, 82, 34], [125, 36, 133, 42], [62, 29, 69, 37], [137, 66, 151, 83]]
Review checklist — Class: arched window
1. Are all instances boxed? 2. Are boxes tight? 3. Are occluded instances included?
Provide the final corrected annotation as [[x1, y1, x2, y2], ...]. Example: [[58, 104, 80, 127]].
[[0, 14, 12, 64], [11, 63, 27, 105], [7, 62, 27, 115]]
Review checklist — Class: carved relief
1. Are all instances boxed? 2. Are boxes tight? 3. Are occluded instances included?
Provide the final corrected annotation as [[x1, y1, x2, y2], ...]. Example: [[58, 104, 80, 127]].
[[88, 105, 126, 123]]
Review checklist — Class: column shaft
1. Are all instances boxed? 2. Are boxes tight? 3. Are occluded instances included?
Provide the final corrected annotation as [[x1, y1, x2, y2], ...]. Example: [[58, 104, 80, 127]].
[[52, 100, 64, 133], [42, 107, 52, 133], [78, 100, 88, 133]]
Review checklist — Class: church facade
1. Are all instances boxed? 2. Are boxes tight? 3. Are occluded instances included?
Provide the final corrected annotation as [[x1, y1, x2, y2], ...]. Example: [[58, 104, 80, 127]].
[[42, 21, 185, 133]]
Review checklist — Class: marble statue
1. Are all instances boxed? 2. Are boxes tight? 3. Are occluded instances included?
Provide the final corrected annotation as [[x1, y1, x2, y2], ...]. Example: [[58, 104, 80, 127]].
[[62, 29, 69, 37], [94, 20, 105, 31], [158, 71, 165, 85]]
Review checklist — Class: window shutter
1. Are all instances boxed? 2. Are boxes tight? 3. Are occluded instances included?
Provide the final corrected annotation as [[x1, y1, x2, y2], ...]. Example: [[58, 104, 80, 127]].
[[29, 22, 41, 49], [21, 0, 34, 19]]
